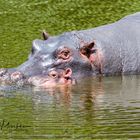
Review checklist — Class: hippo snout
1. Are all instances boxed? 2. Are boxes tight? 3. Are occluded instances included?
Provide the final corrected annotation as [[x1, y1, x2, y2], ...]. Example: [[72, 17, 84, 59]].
[[0, 68, 26, 85], [10, 71, 25, 82]]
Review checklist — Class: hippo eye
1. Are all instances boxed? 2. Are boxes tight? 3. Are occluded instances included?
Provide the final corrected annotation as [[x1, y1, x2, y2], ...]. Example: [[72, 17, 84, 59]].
[[57, 48, 71, 60], [49, 71, 58, 78]]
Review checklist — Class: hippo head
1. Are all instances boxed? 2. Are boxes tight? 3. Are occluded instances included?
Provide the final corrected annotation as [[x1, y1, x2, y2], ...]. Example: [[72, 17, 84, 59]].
[[1, 32, 102, 87]]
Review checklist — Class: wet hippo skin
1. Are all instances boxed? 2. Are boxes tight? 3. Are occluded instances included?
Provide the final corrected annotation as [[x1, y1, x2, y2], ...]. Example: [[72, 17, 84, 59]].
[[1, 12, 140, 87]]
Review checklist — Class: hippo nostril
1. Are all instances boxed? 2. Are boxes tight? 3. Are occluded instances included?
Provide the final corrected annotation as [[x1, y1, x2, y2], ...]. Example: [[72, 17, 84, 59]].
[[0, 68, 7, 76], [10, 71, 24, 82]]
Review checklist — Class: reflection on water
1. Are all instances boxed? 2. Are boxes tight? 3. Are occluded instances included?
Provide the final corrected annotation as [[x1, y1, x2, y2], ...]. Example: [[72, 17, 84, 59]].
[[0, 75, 140, 139]]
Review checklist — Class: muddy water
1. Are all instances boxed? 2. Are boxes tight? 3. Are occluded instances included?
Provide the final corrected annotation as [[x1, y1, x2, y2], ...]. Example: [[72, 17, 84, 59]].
[[0, 0, 140, 139]]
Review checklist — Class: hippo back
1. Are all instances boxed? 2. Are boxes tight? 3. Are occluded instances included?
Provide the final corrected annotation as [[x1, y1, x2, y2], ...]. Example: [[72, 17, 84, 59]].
[[70, 12, 140, 75]]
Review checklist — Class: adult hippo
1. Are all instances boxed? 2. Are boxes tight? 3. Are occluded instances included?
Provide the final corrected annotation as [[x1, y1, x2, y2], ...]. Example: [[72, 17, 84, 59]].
[[1, 12, 140, 87]]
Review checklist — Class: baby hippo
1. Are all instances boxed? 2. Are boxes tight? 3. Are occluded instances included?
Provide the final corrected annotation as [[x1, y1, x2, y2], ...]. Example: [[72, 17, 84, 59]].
[[28, 68, 76, 87]]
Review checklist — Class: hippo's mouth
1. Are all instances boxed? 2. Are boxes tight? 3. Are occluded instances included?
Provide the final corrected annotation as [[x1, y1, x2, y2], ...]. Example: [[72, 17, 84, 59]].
[[0, 69, 27, 86]]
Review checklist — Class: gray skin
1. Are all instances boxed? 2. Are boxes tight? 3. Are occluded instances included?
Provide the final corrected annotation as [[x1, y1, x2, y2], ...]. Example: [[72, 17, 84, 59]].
[[1, 12, 140, 87]]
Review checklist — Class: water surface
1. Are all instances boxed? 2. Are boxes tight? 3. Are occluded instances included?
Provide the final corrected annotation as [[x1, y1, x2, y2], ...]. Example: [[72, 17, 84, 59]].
[[0, 76, 140, 139]]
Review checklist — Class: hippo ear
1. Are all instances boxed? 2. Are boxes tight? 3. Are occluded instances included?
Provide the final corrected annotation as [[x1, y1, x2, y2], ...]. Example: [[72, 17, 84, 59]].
[[42, 30, 49, 40], [80, 41, 95, 58], [63, 68, 72, 78], [84, 41, 95, 49]]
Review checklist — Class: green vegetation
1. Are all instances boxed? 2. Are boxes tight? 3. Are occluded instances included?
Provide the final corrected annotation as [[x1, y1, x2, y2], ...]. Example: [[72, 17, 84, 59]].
[[0, 0, 140, 68]]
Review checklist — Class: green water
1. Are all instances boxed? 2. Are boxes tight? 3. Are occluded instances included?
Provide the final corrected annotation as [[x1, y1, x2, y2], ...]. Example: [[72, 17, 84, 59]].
[[0, 76, 140, 139], [0, 0, 140, 139]]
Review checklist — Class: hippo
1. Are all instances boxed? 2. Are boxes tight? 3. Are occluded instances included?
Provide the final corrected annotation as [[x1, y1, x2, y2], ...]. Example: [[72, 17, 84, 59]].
[[1, 12, 140, 87]]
